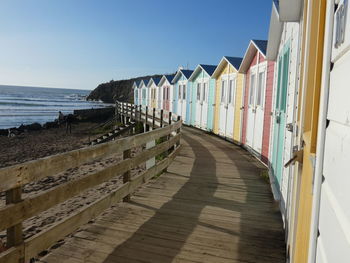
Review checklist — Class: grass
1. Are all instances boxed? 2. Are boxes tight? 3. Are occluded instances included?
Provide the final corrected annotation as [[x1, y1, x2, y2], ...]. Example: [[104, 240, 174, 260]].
[[260, 169, 270, 184], [90, 121, 121, 135]]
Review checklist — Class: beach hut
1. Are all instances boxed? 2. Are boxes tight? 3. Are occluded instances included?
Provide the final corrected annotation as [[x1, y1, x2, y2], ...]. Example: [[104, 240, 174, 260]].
[[212, 57, 243, 142], [306, 0, 350, 261], [288, 0, 345, 262], [239, 40, 274, 164], [158, 74, 175, 112], [139, 79, 149, 107], [266, 0, 304, 260], [188, 65, 217, 131], [147, 77, 161, 109], [132, 80, 141, 105], [172, 69, 194, 124]]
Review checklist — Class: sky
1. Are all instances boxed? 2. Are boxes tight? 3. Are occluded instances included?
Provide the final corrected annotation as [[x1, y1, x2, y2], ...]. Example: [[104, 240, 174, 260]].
[[0, 0, 272, 90]]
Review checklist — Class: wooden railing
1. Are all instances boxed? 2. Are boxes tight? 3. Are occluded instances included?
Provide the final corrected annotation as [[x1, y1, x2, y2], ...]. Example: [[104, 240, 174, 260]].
[[0, 102, 182, 263], [115, 101, 179, 128]]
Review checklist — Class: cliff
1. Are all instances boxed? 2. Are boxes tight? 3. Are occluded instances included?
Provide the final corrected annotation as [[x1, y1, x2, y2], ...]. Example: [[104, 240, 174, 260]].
[[87, 74, 164, 103]]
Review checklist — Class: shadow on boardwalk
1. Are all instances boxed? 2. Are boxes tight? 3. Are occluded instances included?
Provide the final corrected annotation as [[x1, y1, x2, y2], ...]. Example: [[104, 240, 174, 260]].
[[100, 127, 285, 263]]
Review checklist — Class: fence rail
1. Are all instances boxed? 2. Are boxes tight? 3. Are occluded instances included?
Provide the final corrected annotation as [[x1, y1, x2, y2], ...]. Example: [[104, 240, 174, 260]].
[[0, 102, 182, 263], [115, 101, 179, 128]]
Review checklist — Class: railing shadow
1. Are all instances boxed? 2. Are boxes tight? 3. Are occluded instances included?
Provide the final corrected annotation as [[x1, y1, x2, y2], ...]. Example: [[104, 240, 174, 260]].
[[199, 129, 286, 262], [100, 126, 285, 262], [101, 127, 222, 262]]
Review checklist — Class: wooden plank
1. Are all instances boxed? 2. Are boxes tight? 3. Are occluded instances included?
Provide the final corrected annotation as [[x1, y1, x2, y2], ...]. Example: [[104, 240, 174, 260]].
[[21, 146, 181, 261], [0, 246, 23, 263], [0, 134, 180, 232], [0, 121, 181, 192], [122, 148, 131, 202], [5, 187, 23, 248]]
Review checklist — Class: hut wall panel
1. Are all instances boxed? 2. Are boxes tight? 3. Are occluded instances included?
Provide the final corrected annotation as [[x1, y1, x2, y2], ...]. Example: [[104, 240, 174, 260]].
[[261, 60, 275, 164]]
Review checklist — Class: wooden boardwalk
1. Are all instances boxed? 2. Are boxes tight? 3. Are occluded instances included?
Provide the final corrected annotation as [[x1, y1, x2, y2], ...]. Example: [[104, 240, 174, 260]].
[[41, 127, 286, 263]]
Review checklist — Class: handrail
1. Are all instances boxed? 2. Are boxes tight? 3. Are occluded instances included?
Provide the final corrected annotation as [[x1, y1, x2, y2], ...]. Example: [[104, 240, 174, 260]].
[[86, 115, 118, 134], [115, 101, 180, 128], [87, 115, 119, 143], [0, 103, 182, 263]]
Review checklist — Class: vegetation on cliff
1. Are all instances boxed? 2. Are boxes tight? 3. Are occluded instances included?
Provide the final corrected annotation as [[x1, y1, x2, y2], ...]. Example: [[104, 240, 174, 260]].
[[87, 74, 165, 103]]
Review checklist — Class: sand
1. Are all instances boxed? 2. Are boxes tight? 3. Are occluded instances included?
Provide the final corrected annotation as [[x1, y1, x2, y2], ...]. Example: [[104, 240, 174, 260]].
[[0, 122, 99, 168]]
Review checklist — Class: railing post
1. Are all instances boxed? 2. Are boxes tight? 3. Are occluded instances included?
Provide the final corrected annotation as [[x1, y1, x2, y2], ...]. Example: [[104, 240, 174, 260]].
[[6, 186, 23, 253], [115, 101, 118, 121], [169, 112, 172, 125], [121, 103, 125, 125], [124, 103, 127, 124], [139, 105, 142, 122], [160, 109, 164, 128], [123, 149, 131, 202], [152, 108, 156, 129], [130, 104, 133, 122], [176, 115, 181, 148], [145, 106, 149, 132], [134, 105, 137, 122]]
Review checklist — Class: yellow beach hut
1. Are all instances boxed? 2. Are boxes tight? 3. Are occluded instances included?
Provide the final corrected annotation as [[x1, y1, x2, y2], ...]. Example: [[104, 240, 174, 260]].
[[212, 56, 243, 143]]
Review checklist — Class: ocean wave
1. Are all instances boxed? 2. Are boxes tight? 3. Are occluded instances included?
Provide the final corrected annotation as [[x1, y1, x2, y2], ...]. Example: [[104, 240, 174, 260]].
[[0, 85, 109, 129]]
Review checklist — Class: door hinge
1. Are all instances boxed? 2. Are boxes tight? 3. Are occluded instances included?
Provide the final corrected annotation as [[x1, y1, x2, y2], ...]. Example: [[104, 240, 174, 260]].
[[286, 123, 293, 132], [284, 149, 304, 168]]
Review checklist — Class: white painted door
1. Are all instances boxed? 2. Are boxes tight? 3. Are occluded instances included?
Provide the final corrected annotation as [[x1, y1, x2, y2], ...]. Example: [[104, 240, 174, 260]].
[[177, 84, 182, 117], [316, 1, 350, 261], [157, 86, 162, 109], [219, 77, 228, 136], [246, 69, 257, 148], [181, 84, 187, 123], [252, 65, 266, 153], [195, 82, 202, 127], [201, 81, 208, 129], [169, 84, 173, 113], [225, 75, 236, 139]]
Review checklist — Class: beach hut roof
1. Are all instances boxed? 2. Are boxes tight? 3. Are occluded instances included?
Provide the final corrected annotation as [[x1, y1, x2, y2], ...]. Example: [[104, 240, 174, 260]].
[[211, 56, 242, 79], [147, 77, 162, 87], [139, 79, 148, 88], [266, 0, 302, 60], [279, 0, 302, 21], [239, 40, 268, 73], [158, 74, 176, 86], [188, 64, 217, 81], [171, 69, 194, 83], [224, 57, 244, 70], [273, 0, 279, 11], [266, 0, 283, 60], [252, 40, 268, 55], [132, 80, 141, 89], [181, 70, 194, 79]]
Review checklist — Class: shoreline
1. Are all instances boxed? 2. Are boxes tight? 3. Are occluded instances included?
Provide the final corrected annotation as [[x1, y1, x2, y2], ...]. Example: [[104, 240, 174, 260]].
[[0, 106, 115, 137]]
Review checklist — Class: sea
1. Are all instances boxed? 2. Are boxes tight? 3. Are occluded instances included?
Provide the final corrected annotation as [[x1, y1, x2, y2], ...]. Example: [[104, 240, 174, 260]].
[[0, 85, 111, 129]]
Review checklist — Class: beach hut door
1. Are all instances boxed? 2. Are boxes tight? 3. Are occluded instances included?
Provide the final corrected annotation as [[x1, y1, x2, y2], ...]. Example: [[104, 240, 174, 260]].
[[181, 84, 187, 122], [201, 80, 209, 129], [246, 69, 257, 148], [195, 82, 202, 127], [177, 84, 182, 118], [271, 48, 290, 188], [252, 65, 267, 153], [219, 77, 228, 136], [158, 86, 162, 109], [225, 75, 236, 138]]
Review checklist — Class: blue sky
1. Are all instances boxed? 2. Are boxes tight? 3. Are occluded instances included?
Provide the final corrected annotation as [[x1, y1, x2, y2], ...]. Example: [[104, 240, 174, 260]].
[[0, 0, 272, 90]]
